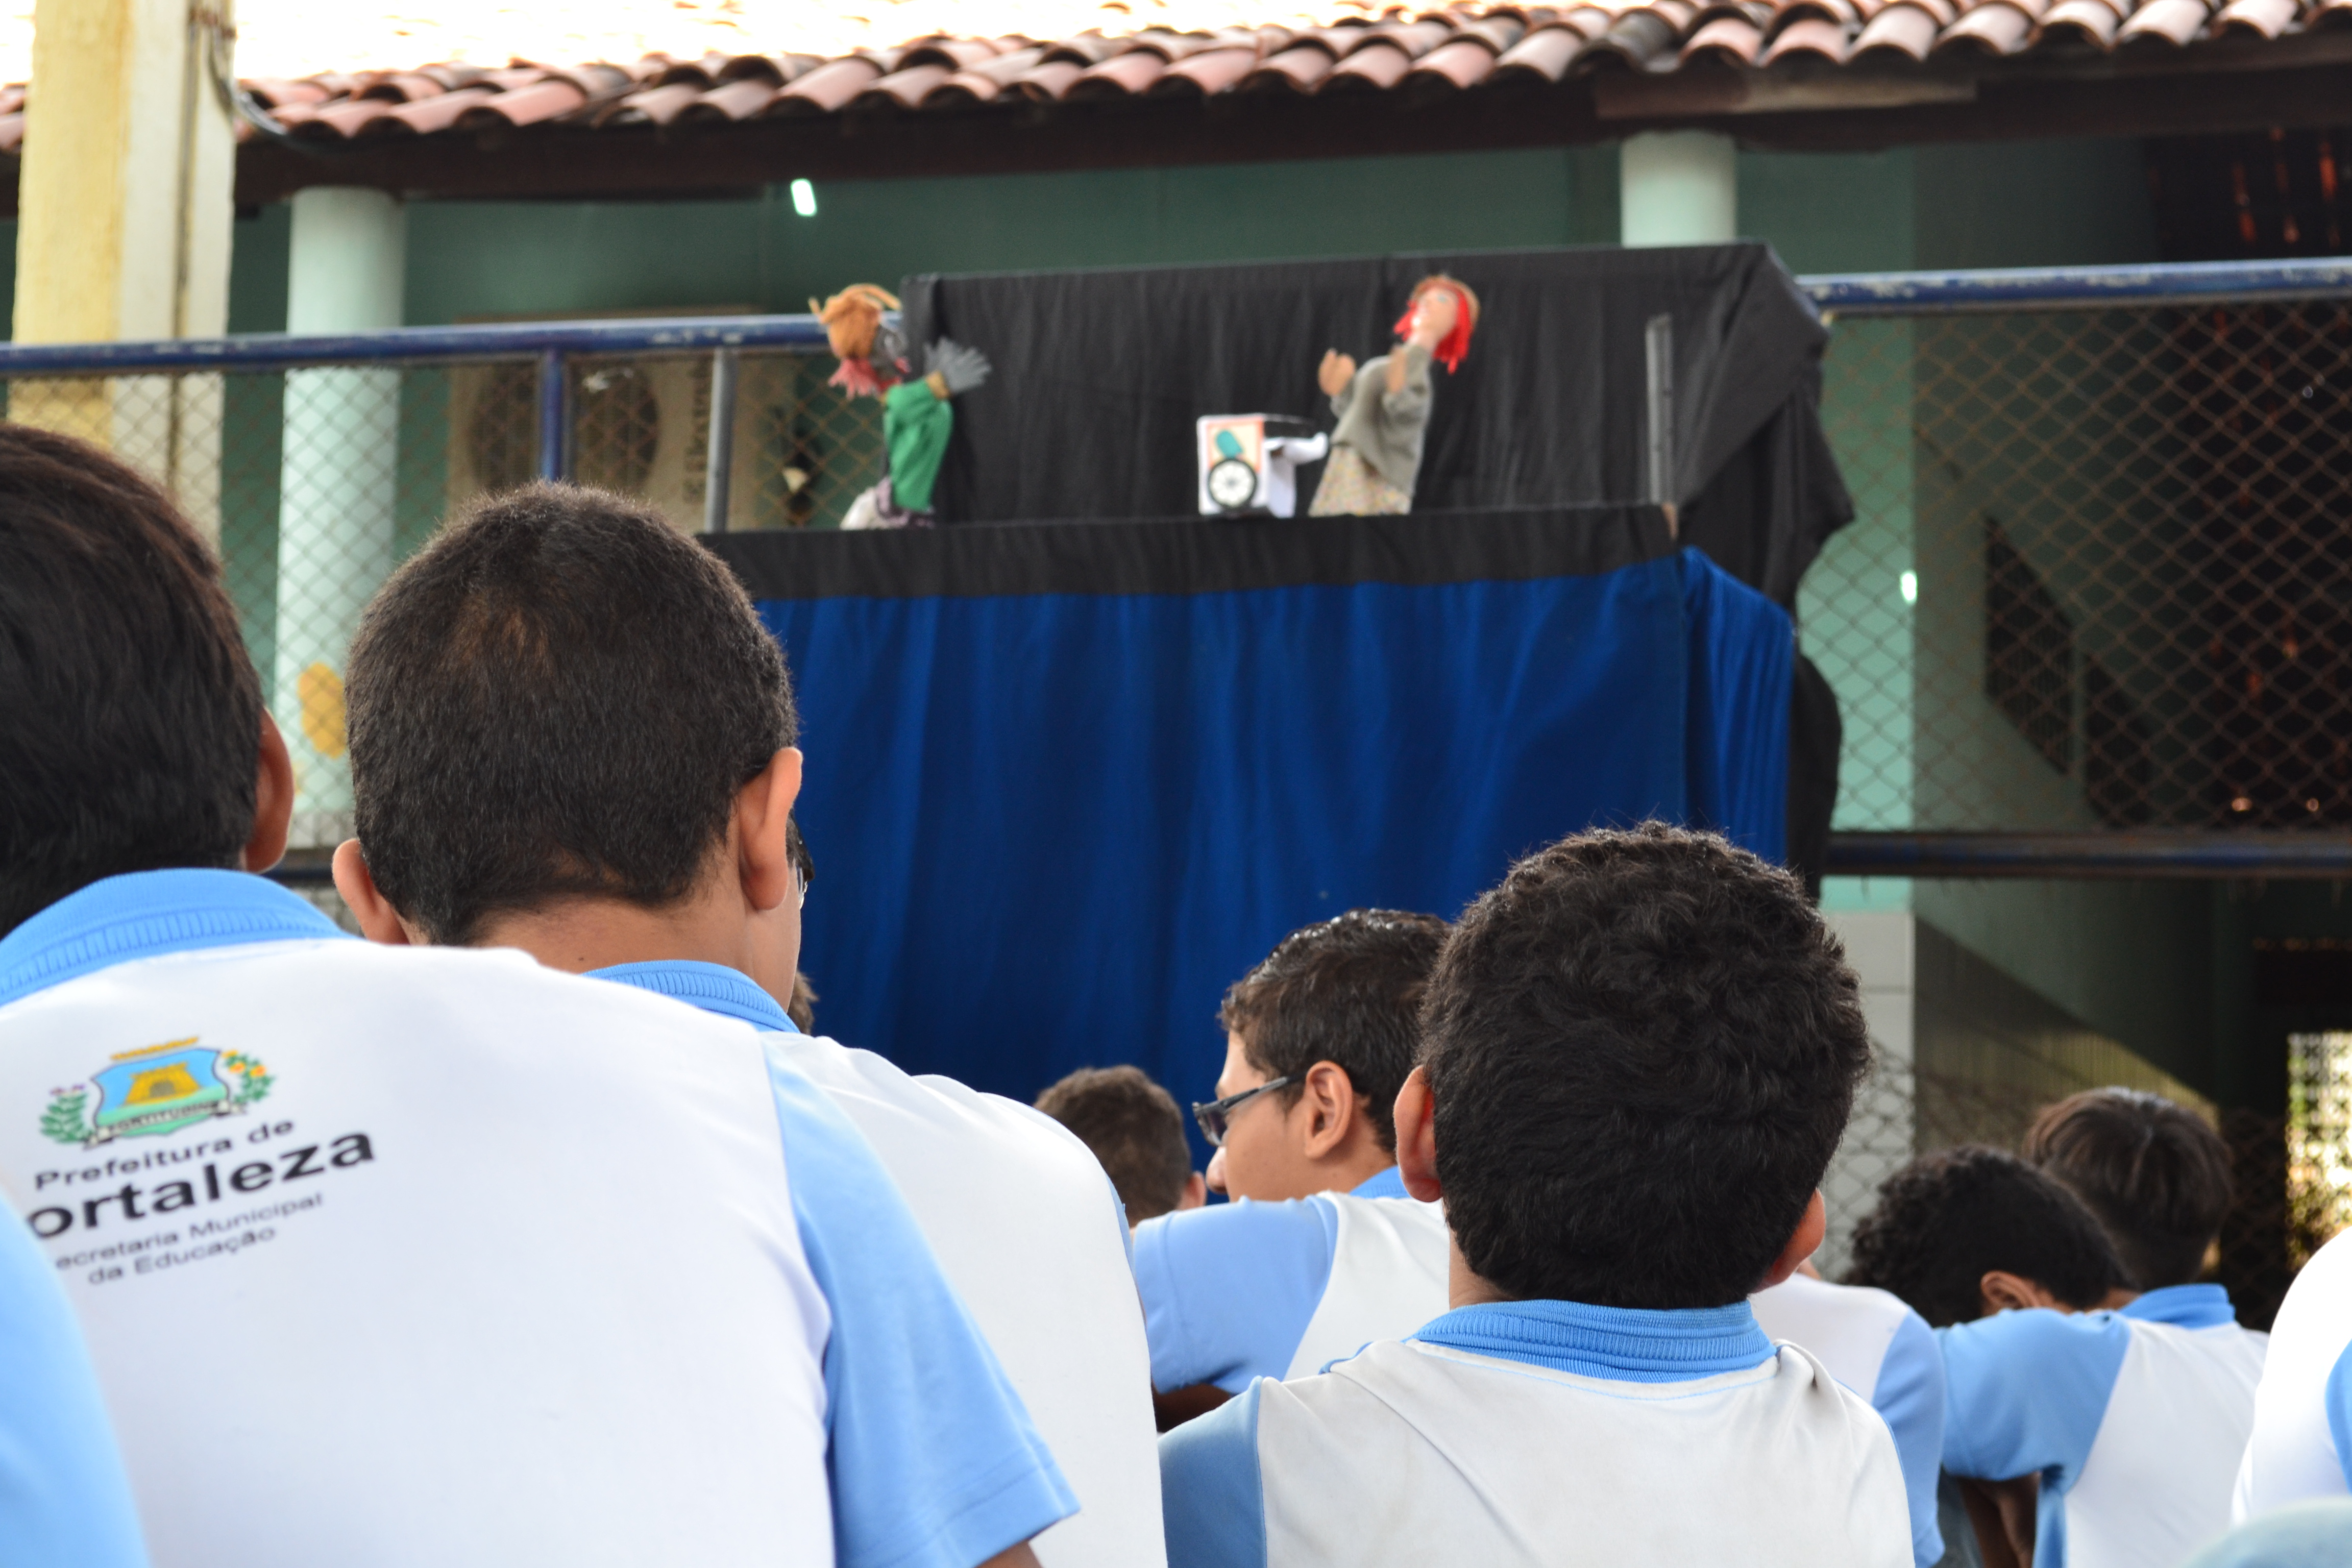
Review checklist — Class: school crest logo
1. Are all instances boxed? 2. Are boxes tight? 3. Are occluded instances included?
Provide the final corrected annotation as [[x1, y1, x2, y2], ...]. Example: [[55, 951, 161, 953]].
[[40, 1039, 272, 1148]]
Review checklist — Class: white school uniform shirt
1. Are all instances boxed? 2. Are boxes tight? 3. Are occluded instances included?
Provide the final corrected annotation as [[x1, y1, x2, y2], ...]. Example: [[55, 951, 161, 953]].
[[1159, 1297, 1911, 1568], [593, 959, 1166, 1568], [2236, 1229, 2352, 1521], [0, 1196, 146, 1568], [1752, 1273, 1947, 1568], [1941, 1284, 2267, 1568], [1133, 1165, 1450, 1391], [0, 870, 1072, 1568]]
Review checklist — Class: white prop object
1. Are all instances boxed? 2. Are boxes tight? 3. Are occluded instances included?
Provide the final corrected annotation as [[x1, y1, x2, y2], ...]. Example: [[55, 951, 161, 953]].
[[1197, 414, 1328, 519]]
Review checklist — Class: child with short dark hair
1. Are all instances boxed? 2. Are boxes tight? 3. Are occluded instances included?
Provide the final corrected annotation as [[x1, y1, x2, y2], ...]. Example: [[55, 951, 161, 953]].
[[1159, 824, 1904, 1566], [1036, 1066, 1205, 1226], [1134, 909, 1453, 1407], [2024, 1087, 2235, 1292], [1852, 1138, 2263, 1568], [1846, 1145, 2130, 1329]]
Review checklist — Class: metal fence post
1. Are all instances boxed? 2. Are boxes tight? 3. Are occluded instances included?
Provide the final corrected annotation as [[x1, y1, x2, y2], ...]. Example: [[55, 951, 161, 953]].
[[1643, 313, 1674, 514], [536, 348, 568, 481], [704, 347, 739, 533]]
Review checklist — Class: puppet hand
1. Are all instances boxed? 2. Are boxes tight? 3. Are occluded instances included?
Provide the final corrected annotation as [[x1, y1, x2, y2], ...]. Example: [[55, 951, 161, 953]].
[[925, 338, 992, 397], [1318, 351, 1355, 398]]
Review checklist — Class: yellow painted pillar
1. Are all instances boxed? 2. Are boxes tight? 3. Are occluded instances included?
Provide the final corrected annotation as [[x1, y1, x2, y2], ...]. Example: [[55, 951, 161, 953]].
[[12, 0, 237, 538]]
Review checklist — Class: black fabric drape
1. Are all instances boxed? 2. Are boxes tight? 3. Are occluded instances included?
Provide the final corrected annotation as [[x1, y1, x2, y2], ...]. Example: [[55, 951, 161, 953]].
[[902, 241, 1833, 526]]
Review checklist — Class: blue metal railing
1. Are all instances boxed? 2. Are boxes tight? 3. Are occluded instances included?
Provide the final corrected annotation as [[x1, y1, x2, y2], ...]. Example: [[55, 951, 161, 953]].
[[1801, 255, 2352, 315], [0, 312, 834, 486]]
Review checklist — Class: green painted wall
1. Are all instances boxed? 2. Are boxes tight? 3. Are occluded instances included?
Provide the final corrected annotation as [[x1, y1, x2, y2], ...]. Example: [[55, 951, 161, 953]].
[[388, 148, 1623, 327]]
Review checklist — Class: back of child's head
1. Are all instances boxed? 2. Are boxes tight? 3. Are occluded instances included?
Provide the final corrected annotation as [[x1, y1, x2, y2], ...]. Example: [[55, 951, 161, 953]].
[[1845, 1145, 2128, 1326], [2022, 1087, 2232, 1290], [345, 482, 795, 945], [1036, 1065, 1195, 1223], [0, 424, 263, 936], [1220, 908, 1449, 1155], [1417, 822, 1871, 1309]]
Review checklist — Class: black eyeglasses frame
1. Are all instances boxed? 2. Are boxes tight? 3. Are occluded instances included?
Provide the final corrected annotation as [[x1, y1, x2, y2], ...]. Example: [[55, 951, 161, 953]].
[[1191, 1073, 1300, 1147]]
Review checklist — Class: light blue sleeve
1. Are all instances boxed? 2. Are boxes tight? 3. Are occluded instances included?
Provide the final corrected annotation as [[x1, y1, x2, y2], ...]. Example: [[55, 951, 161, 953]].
[[1133, 1196, 1338, 1393], [1159, 1379, 1266, 1568], [2326, 1340, 2352, 1491], [1939, 1310, 2129, 1489], [1940, 1308, 2131, 1568], [767, 1048, 1077, 1568], [0, 1212, 147, 1568], [1873, 1310, 1947, 1568]]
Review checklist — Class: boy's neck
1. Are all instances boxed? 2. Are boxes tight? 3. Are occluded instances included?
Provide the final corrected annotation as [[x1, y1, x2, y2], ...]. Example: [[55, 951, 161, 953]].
[[1448, 1239, 1516, 1310], [471, 881, 757, 982]]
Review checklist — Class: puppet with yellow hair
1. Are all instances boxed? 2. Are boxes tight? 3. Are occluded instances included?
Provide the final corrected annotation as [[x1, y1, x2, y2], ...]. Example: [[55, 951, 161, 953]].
[[812, 283, 991, 529]]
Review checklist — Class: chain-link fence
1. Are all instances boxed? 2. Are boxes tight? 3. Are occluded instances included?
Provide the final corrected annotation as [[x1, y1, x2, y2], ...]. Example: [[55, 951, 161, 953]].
[[1805, 292, 2352, 838], [0, 332, 881, 860]]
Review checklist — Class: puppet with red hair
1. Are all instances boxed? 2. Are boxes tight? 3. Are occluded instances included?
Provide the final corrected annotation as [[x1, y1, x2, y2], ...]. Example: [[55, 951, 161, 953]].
[[1308, 275, 1480, 517], [812, 283, 991, 528]]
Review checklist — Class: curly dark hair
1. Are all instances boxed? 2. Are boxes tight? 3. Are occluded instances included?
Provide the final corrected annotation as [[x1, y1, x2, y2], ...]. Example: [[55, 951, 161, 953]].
[[1845, 1145, 2127, 1327], [2023, 1088, 2232, 1290], [1219, 909, 1449, 1155], [1419, 823, 1871, 1309]]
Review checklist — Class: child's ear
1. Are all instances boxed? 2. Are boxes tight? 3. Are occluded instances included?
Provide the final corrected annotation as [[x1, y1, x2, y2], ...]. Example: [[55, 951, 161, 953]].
[[1394, 1067, 1442, 1203], [332, 840, 419, 946], [1978, 1271, 2067, 1316], [1756, 1191, 1826, 1291]]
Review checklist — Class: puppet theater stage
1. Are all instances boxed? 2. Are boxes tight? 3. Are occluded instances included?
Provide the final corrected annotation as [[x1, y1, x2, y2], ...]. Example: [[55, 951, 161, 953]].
[[704, 243, 1851, 1129]]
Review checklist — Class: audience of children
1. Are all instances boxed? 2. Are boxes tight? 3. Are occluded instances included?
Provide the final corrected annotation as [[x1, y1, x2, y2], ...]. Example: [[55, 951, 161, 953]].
[[1036, 1066, 1207, 1226], [328, 485, 1163, 1568], [3, 445, 2346, 1566], [1131, 910, 1452, 1416]]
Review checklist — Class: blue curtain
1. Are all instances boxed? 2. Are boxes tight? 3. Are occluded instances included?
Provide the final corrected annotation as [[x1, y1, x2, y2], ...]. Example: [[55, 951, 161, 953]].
[[737, 523, 1790, 1133]]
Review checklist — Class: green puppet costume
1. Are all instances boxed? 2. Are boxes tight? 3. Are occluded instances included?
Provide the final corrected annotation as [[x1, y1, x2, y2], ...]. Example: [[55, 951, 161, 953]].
[[883, 376, 956, 514]]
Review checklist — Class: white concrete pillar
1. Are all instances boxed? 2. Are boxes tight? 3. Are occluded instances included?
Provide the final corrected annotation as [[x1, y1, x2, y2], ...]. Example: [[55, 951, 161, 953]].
[[1621, 131, 1738, 248], [277, 187, 406, 848]]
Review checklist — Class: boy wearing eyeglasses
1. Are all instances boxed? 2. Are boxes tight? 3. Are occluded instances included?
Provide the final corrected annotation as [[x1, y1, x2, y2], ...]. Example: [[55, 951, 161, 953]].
[[1134, 911, 1451, 1425], [330, 484, 1162, 1568]]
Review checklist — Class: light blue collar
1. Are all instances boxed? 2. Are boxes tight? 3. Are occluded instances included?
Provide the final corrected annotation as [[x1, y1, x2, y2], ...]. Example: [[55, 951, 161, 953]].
[[588, 959, 799, 1034], [0, 868, 349, 1011], [1413, 1297, 1776, 1384], [2120, 1282, 2237, 1330], [1351, 1165, 1409, 1200]]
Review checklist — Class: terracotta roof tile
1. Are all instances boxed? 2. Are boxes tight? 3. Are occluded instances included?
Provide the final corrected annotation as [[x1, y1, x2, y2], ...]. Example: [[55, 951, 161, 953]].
[[1489, 21, 1588, 77], [2117, 0, 2212, 41], [1068, 46, 1168, 95], [1685, 14, 1769, 60], [1245, 41, 1341, 87], [1760, 13, 1850, 58], [139, 0, 2352, 171], [770, 54, 881, 113], [1155, 42, 1265, 93], [1408, 33, 1508, 83], [2211, 0, 2294, 34]]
